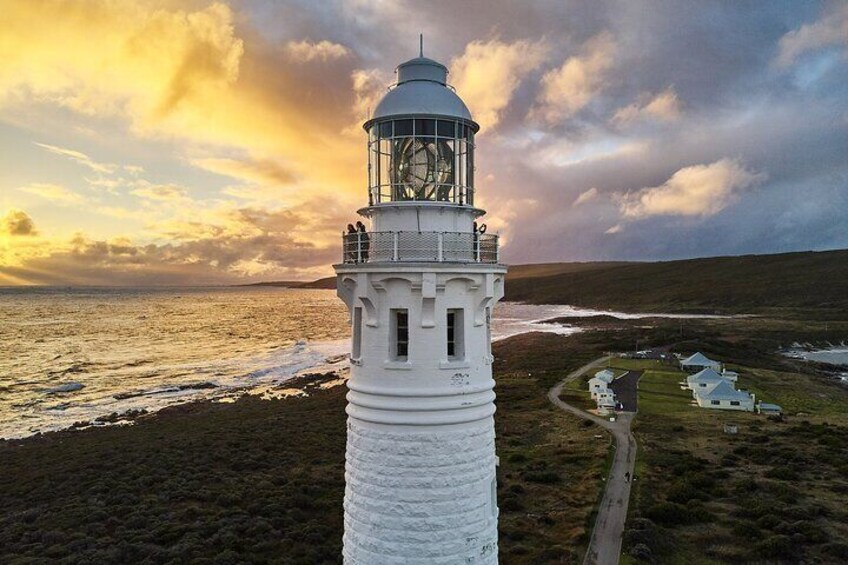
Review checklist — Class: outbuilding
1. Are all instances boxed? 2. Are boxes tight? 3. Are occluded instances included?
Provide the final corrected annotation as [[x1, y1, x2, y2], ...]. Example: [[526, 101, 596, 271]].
[[758, 402, 783, 415], [596, 390, 616, 415], [721, 369, 739, 382]]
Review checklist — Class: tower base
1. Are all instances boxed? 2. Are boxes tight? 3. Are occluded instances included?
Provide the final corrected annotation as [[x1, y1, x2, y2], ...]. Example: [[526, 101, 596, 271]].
[[343, 417, 498, 564]]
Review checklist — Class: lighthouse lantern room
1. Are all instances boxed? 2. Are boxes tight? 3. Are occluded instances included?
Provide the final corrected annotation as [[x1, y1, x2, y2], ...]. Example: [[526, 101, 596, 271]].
[[335, 43, 507, 564]]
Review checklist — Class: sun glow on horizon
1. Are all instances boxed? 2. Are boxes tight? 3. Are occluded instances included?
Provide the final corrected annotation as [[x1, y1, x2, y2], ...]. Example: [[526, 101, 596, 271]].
[[1, 1, 846, 285]]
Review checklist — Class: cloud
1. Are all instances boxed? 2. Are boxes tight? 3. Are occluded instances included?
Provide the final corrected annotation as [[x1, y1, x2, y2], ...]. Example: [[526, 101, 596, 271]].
[[0, 203, 343, 285], [612, 88, 681, 126], [777, 4, 848, 66], [130, 183, 190, 202], [1, 209, 37, 236], [285, 40, 351, 62], [2, 2, 847, 280], [450, 39, 549, 130], [192, 157, 296, 187], [18, 183, 84, 204], [604, 224, 622, 234], [616, 158, 766, 219], [531, 32, 616, 124], [350, 68, 391, 126], [34, 142, 116, 174], [572, 187, 599, 207], [0, 2, 242, 121], [0, 1, 370, 201]]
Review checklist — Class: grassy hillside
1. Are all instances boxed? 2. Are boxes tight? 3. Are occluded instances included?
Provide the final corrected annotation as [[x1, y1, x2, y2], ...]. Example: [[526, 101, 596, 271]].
[[505, 249, 848, 315]]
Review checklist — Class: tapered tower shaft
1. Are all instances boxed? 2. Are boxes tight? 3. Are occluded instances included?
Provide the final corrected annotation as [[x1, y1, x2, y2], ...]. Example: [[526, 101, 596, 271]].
[[335, 52, 506, 564]]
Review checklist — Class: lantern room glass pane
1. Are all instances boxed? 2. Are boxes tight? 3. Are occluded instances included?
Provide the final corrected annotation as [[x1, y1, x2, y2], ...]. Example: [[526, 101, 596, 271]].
[[437, 120, 455, 137], [415, 119, 435, 136], [367, 118, 474, 205], [394, 119, 413, 136]]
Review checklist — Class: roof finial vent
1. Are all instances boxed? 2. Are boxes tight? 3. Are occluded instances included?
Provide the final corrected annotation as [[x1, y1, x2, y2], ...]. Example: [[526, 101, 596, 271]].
[[419, 33, 423, 58]]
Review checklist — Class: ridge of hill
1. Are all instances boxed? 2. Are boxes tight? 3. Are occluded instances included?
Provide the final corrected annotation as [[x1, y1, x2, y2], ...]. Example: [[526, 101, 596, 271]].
[[504, 249, 848, 315], [238, 277, 335, 290]]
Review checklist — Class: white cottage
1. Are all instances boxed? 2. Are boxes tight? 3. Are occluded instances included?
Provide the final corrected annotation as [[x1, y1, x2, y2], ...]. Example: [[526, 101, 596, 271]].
[[686, 367, 729, 395], [695, 380, 755, 411], [596, 390, 617, 415], [681, 352, 722, 373], [588, 369, 615, 399], [588, 378, 608, 399]]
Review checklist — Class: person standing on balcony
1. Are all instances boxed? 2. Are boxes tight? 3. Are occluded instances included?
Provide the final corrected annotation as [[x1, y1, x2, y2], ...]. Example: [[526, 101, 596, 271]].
[[346, 224, 357, 262], [356, 221, 369, 262]]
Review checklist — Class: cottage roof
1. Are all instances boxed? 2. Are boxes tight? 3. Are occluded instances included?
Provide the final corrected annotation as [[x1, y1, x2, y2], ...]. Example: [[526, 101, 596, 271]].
[[687, 367, 724, 386], [594, 369, 615, 383], [759, 403, 783, 411], [700, 380, 752, 401], [681, 352, 719, 367]]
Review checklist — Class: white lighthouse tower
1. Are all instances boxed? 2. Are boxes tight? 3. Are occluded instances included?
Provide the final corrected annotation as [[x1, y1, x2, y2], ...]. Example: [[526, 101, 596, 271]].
[[335, 46, 506, 564]]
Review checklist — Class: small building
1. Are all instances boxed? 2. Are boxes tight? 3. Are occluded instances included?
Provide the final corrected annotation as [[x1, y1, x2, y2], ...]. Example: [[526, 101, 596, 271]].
[[686, 367, 729, 394], [680, 352, 722, 373], [758, 402, 783, 415], [588, 377, 609, 399], [588, 369, 615, 399], [596, 390, 616, 415], [695, 381, 754, 411], [721, 369, 739, 382]]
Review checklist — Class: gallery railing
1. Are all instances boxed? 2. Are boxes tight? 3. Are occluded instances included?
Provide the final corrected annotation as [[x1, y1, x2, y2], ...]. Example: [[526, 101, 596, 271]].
[[342, 231, 499, 264]]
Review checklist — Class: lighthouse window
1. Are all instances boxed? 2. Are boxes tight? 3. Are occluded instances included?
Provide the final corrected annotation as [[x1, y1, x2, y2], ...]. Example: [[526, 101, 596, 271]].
[[446, 308, 464, 360], [391, 309, 409, 360], [352, 307, 362, 361]]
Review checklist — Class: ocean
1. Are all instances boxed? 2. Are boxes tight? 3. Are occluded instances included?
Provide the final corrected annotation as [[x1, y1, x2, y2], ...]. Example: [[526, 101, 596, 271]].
[[0, 286, 722, 439]]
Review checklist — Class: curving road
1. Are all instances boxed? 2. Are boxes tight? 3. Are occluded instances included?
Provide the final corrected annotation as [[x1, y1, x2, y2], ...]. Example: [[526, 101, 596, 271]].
[[547, 358, 639, 565]]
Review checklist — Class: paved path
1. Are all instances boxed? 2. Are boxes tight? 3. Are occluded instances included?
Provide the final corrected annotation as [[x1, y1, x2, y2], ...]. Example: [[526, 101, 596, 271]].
[[547, 359, 639, 565]]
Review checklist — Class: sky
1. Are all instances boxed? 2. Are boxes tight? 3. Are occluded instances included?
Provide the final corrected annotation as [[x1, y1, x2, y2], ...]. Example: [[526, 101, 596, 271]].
[[1, 0, 846, 285]]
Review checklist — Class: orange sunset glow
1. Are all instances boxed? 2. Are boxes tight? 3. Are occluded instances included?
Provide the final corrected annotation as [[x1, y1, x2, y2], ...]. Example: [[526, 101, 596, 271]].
[[1, 1, 847, 285]]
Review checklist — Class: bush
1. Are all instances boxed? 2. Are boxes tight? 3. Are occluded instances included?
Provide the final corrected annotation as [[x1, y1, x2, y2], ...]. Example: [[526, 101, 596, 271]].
[[523, 471, 561, 484], [765, 466, 800, 481], [822, 542, 848, 559], [630, 543, 653, 562], [645, 502, 712, 527], [754, 534, 798, 560]]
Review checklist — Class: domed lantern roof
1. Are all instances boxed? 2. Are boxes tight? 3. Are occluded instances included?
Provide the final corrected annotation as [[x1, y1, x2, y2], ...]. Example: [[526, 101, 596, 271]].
[[366, 52, 477, 129]]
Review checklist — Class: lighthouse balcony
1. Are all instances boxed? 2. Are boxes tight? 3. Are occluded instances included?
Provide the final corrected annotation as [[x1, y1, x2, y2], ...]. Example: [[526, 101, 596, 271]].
[[342, 230, 499, 264]]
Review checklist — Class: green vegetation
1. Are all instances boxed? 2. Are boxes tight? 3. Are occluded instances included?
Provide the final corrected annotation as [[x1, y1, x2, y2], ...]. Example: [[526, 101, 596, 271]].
[[2, 303, 846, 564], [0, 333, 611, 565], [505, 249, 848, 316], [624, 357, 848, 564]]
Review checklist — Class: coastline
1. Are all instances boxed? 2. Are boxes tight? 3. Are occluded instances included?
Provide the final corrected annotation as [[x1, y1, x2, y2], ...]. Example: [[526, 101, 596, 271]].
[[2, 301, 749, 441], [0, 331, 611, 564]]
